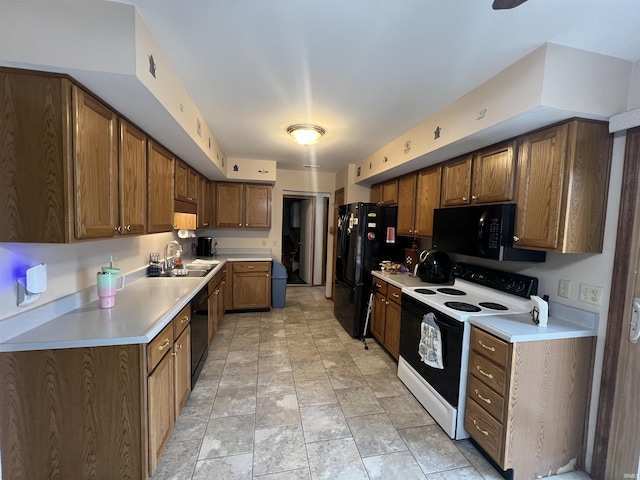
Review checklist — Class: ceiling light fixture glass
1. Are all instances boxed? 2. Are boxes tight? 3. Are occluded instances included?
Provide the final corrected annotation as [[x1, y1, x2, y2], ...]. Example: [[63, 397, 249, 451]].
[[287, 124, 325, 146]]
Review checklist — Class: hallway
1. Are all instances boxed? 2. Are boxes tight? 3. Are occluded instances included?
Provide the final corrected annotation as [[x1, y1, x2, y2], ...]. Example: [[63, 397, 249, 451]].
[[151, 287, 591, 479]]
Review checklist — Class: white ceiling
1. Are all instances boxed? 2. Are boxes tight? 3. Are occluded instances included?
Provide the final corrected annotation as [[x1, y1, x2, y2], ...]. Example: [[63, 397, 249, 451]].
[[125, 0, 640, 173]]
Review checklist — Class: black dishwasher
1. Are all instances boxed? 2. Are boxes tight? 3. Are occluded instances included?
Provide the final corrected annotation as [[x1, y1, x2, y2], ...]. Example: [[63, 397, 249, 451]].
[[191, 285, 209, 388]]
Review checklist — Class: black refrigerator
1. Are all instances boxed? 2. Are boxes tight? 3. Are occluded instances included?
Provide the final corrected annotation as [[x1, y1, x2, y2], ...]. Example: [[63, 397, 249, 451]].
[[333, 202, 408, 338]]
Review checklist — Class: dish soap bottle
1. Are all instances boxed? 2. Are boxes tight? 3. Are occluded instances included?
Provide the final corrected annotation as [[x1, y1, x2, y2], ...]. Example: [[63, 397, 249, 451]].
[[174, 250, 183, 269]]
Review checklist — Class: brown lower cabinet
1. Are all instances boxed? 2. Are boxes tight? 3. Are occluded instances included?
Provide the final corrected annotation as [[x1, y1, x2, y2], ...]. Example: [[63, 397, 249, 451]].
[[464, 326, 594, 480], [0, 304, 192, 479], [208, 269, 227, 344], [370, 277, 401, 359], [230, 261, 271, 310]]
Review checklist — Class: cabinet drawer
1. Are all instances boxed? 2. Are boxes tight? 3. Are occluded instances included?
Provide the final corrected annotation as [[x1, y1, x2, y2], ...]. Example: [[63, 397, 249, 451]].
[[173, 304, 191, 340], [232, 262, 270, 273], [471, 327, 510, 368], [372, 279, 388, 296], [464, 398, 503, 464], [467, 373, 505, 422], [147, 322, 174, 373], [387, 285, 402, 305], [469, 351, 507, 396]]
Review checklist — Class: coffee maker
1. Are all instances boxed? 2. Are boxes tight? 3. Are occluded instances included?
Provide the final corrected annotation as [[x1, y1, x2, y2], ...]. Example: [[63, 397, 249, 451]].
[[196, 237, 216, 256]]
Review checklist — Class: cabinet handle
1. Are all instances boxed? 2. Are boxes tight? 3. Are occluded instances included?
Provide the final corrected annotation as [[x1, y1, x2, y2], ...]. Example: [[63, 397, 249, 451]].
[[158, 339, 171, 351], [471, 195, 477, 200], [513, 235, 520, 242], [472, 419, 489, 436], [476, 366, 494, 379], [181, 316, 189, 324], [239, 223, 242, 226], [171, 352, 177, 357], [474, 389, 492, 404], [247, 265, 255, 269], [478, 340, 495, 352], [214, 289, 220, 295], [177, 343, 183, 349], [392, 293, 400, 298], [126, 225, 131, 231], [115, 225, 122, 233], [385, 301, 389, 305], [203, 222, 209, 226], [375, 283, 382, 288], [462, 197, 468, 202]]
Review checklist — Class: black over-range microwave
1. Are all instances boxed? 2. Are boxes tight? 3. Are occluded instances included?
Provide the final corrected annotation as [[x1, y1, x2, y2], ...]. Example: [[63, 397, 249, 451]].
[[431, 203, 546, 262]]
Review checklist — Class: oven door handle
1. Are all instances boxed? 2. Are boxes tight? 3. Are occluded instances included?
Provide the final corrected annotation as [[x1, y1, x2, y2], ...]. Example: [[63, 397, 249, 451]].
[[478, 211, 487, 255]]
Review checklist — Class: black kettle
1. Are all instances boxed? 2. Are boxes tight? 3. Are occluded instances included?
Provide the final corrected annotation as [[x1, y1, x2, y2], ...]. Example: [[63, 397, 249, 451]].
[[415, 250, 451, 284]]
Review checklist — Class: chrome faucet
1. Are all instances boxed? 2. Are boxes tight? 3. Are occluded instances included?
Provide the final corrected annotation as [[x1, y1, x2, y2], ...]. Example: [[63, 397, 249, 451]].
[[164, 241, 183, 272]]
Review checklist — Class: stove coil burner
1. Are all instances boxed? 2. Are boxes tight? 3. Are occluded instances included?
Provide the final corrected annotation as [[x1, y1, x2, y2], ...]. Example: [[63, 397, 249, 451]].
[[479, 302, 508, 311], [414, 288, 437, 295], [444, 301, 481, 312], [437, 287, 466, 296]]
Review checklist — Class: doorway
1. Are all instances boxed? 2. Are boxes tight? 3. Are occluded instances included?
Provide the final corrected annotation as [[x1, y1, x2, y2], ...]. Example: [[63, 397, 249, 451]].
[[283, 196, 314, 285]]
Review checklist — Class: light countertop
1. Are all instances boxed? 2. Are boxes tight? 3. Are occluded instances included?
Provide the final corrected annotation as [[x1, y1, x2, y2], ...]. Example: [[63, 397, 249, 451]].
[[469, 313, 598, 343], [371, 271, 431, 289], [0, 255, 273, 353]]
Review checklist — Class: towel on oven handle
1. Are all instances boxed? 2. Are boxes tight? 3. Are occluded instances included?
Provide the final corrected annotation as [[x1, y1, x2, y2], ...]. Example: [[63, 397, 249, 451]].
[[419, 313, 444, 369]]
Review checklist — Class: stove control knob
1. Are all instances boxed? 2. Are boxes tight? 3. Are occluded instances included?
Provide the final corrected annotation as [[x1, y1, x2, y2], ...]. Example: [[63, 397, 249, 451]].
[[505, 279, 516, 291], [515, 281, 526, 292]]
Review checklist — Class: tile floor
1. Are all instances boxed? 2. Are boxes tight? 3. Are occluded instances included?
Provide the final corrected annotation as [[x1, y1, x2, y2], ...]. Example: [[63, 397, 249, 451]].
[[151, 287, 592, 480]]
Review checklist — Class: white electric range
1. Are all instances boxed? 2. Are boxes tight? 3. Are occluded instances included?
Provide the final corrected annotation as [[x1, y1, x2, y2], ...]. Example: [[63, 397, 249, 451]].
[[397, 262, 538, 439]]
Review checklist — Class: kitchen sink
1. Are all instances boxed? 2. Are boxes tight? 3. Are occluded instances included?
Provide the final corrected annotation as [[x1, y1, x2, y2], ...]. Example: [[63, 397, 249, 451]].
[[150, 268, 211, 278]]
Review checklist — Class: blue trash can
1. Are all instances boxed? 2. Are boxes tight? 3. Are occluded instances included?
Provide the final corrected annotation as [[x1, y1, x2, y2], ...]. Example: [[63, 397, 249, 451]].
[[271, 261, 288, 308]]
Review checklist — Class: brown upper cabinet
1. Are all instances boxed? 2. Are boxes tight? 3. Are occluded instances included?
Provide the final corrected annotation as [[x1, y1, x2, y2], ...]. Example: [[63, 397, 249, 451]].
[[514, 119, 612, 253], [370, 183, 382, 204], [370, 178, 399, 205], [397, 166, 442, 237], [187, 168, 199, 203], [118, 121, 148, 235], [441, 141, 516, 207], [174, 160, 188, 202], [147, 141, 175, 233], [215, 182, 272, 229], [197, 177, 211, 229], [0, 69, 149, 242]]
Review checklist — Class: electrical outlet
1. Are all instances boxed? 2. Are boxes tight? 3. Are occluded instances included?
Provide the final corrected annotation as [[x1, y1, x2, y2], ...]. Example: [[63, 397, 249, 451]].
[[558, 279, 571, 298], [579, 284, 603, 305]]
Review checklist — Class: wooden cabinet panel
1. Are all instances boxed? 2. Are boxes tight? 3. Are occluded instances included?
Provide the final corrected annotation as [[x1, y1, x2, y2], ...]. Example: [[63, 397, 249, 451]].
[[245, 184, 271, 228], [467, 373, 505, 422], [198, 176, 211, 228], [173, 303, 191, 339], [174, 160, 188, 201], [370, 183, 382, 204], [0, 71, 72, 243], [396, 174, 417, 236], [441, 154, 472, 206], [173, 325, 191, 418], [119, 120, 147, 235], [72, 86, 119, 239], [471, 327, 510, 367], [0, 346, 145, 480], [147, 141, 175, 233], [469, 351, 507, 396], [208, 274, 223, 344], [231, 262, 271, 310], [465, 398, 504, 462], [216, 183, 243, 227], [384, 300, 401, 359], [515, 119, 612, 253], [381, 179, 399, 205], [370, 292, 387, 342], [187, 168, 199, 203], [414, 166, 441, 237], [147, 322, 174, 373], [472, 141, 516, 204], [148, 350, 174, 475]]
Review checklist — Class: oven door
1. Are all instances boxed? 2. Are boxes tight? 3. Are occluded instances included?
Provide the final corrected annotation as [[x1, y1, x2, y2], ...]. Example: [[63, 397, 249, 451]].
[[399, 295, 464, 407]]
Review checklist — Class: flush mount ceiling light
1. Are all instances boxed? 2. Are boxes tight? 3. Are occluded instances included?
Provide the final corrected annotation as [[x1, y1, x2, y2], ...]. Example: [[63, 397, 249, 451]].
[[287, 124, 325, 146]]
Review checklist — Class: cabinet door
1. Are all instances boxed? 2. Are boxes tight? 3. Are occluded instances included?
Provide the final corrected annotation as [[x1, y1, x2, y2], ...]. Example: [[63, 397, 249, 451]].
[[382, 179, 399, 205], [245, 184, 271, 228], [232, 267, 271, 310], [148, 351, 175, 475], [472, 141, 516, 204], [384, 300, 401, 360], [414, 165, 442, 237], [514, 124, 568, 250], [396, 174, 417, 236], [370, 292, 387, 343], [119, 120, 147, 235], [217, 272, 227, 322], [147, 141, 175, 233], [198, 176, 210, 228], [208, 284, 220, 344], [173, 324, 191, 418], [216, 183, 243, 227], [174, 160, 188, 201], [187, 168, 199, 203], [72, 87, 119, 239], [370, 183, 383, 204], [441, 154, 472, 207]]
